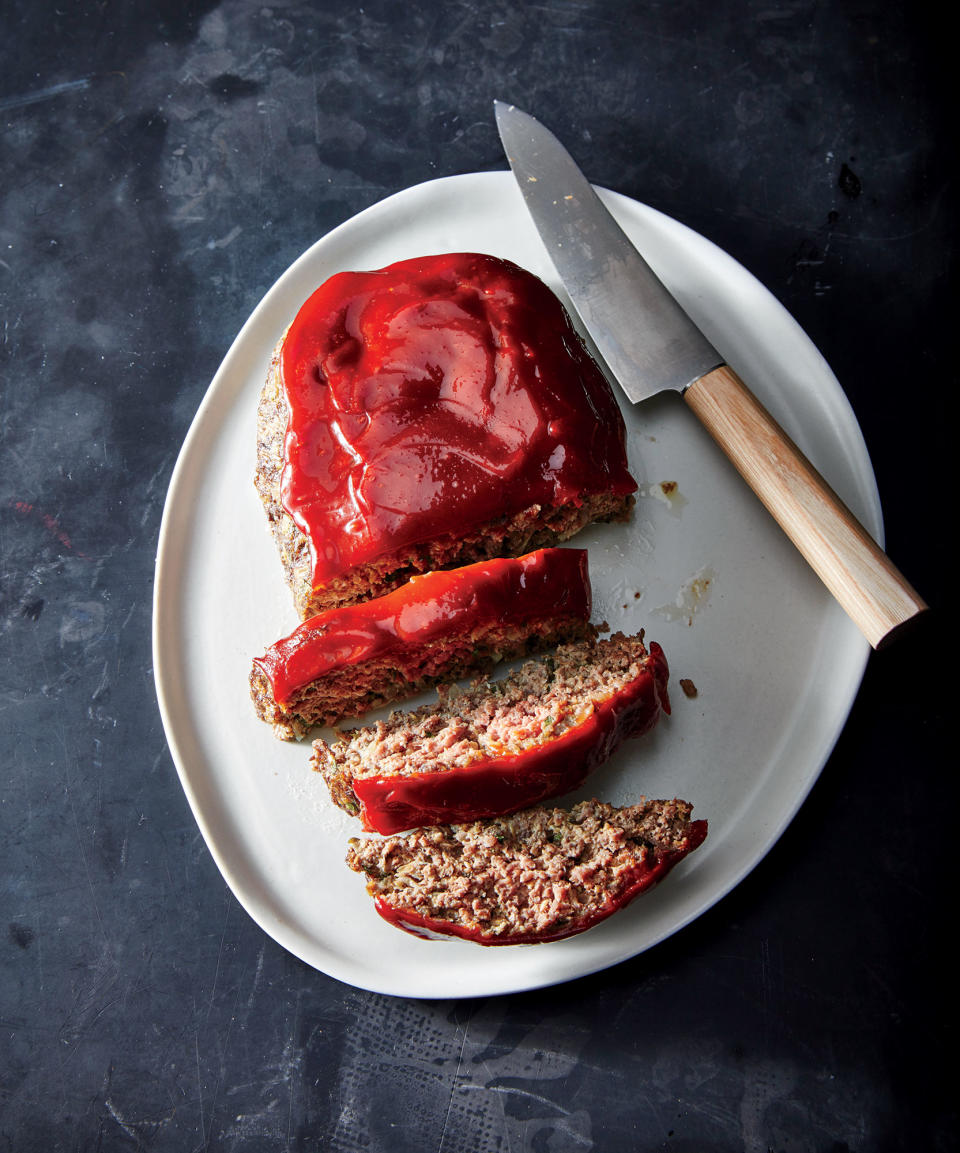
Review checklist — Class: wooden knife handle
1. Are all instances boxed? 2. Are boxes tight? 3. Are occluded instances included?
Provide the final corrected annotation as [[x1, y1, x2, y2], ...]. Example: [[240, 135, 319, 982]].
[[684, 364, 927, 649]]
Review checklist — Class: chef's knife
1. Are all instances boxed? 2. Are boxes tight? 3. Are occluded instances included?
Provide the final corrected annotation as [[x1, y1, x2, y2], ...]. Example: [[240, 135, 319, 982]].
[[495, 100, 927, 649]]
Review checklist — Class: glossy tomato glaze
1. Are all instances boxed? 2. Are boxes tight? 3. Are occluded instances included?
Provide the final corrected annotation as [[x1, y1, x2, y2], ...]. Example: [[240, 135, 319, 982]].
[[353, 641, 670, 835], [374, 818, 709, 945], [252, 548, 591, 707], [278, 253, 636, 586]]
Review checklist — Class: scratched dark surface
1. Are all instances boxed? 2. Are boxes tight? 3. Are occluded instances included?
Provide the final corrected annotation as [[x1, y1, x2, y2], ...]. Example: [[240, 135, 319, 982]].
[[0, 1, 952, 1149]]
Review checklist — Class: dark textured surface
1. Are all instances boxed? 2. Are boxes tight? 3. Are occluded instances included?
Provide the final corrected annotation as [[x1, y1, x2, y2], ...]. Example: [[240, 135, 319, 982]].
[[0, 2, 951, 1149]]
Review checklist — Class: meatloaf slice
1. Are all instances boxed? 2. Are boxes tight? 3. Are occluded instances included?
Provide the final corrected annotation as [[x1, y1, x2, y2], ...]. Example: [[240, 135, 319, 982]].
[[250, 548, 595, 740], [346, 798, 707, 945], [313, 631, 670, 834]]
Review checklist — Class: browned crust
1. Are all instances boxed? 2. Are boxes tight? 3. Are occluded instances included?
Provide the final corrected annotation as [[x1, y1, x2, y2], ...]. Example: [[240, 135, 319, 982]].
[[254, 341, 316, 618], [254, 340, 634, 620]]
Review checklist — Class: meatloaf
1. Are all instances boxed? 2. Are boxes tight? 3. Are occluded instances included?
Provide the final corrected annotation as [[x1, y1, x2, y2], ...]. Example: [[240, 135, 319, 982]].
[[313, 631, 670, 834], [255, 252, 636, 619], [250, 548, 596, 740], [346, 798, 707, 945]]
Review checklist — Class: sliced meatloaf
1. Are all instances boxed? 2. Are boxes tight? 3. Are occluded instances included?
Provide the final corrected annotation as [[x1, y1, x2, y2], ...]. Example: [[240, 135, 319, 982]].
[[255, 252, 636, 619], [312, 631, 670, 834], [346, 797, 707, 945], [250, 548, 595, 740]]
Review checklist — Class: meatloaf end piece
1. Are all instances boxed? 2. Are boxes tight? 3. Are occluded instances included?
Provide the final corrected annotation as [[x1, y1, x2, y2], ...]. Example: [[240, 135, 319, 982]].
[[255, 253, 637, 620], [345, 798, 707, 945], [313, 631, 670, 834], [250, 548, 596, 740]]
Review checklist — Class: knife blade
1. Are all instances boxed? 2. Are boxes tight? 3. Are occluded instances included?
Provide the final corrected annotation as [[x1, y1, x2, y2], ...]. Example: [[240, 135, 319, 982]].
[[494, 100, 927, 649]]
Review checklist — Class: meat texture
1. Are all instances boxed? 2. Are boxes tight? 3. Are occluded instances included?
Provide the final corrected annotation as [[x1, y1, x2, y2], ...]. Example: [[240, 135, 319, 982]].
[[346, 797, 707, 945], [313, 632, 670, 833]]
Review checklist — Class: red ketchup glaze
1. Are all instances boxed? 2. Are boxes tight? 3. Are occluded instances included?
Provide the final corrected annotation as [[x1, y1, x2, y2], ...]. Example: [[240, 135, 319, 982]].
[[278, 252, 636, 588], [353, 641, 670, 836], [252, 548, 591, 707], [373, 818, 709, 945]]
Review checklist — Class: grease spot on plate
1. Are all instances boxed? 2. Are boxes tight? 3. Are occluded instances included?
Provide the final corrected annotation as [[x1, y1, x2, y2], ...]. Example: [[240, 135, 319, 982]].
[[638, 480, 687, 517], [654, 565, 716, 626]]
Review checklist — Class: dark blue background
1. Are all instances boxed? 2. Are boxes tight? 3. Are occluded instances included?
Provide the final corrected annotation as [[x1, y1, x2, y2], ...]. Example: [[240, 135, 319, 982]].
[[1, 2, 951, 1149]]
